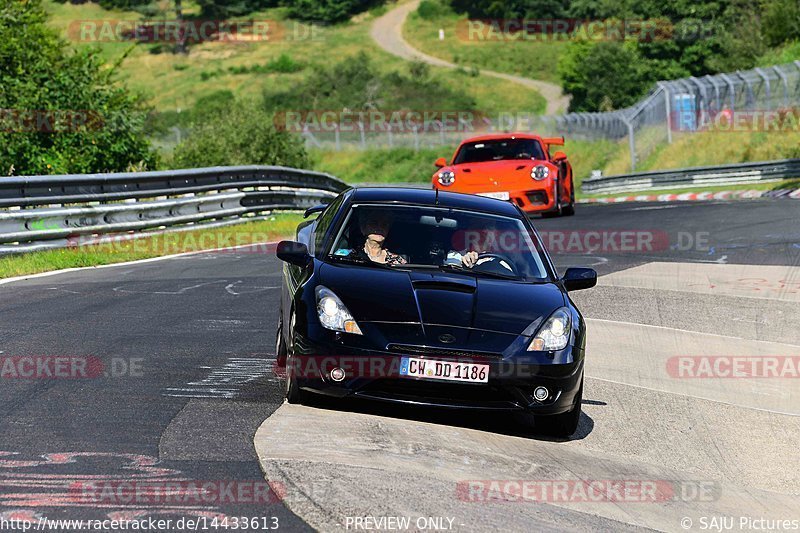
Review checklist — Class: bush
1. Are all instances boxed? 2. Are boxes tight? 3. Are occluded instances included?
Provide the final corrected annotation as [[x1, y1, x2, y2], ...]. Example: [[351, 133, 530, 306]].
[[0, 0, 156, 175], [263, 52, 476, 112], [171, 99, 310, 169], [264, 53, 305, 73], [283, 0, 386, 23], [416, 0, 452, 20]]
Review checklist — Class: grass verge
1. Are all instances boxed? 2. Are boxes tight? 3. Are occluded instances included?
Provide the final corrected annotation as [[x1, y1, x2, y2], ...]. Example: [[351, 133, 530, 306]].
[[403, 7, 566, 83], [313, 146, 450, 184], [0, 213, 303, 279]]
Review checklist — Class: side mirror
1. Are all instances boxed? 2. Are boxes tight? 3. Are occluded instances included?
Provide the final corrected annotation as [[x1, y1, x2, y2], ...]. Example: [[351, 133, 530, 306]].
[[552, 151, 567, 162], [276, 241, 311, 267], [434, 157, 447, 168], [303, 204, 328, 218], [562, 267, 597, 292]]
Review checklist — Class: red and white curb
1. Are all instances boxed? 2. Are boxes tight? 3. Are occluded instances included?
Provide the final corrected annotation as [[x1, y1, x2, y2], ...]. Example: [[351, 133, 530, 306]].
[[579, 188, 800, 204]]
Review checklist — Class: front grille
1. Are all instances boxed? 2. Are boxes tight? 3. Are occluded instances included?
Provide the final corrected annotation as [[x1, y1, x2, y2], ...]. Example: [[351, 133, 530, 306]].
[[358, 378, 520, 407], [386, 344, 502, 360]]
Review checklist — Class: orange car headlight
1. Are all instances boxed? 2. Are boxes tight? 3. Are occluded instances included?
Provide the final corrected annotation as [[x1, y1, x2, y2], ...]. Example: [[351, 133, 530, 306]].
[[531, 165, 550, 180], [437, 170, 456, 186]]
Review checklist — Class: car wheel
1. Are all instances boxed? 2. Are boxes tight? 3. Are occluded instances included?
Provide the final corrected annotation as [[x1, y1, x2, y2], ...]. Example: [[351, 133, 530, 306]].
[[285, 354, 309, 404], [541, 188, 563, 218], [562, 184, 576, 216], [533, 379, 582, 437], [275, 316, 287, 368], [281, 314, 309, 404]]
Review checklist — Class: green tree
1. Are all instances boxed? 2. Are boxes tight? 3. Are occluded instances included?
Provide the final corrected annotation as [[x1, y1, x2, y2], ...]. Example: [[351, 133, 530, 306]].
[[558, 39, 652, 112], [762, 0, 800, 46], [0, 0, 156, 175]]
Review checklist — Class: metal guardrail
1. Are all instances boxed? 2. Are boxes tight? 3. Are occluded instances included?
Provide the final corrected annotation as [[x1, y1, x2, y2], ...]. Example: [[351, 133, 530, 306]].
[[0, 166, 348, 254], [581, 158, 800, 195]]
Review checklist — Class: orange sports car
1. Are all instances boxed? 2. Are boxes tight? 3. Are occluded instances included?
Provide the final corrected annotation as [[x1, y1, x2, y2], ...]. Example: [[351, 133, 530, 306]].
[[431, 133, 575, 216]]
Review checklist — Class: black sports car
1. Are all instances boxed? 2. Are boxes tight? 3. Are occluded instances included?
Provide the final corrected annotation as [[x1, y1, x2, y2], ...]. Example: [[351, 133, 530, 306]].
[[275, 187, 596, 436]]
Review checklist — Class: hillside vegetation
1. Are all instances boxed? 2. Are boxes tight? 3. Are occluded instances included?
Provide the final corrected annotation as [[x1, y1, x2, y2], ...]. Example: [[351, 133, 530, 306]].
[[406, 0, 800, 112]]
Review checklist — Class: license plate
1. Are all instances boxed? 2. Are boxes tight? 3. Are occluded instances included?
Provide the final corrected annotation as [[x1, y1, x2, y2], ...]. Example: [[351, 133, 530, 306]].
[[477, 191, 510, 201], [399, 357, 489, 383]]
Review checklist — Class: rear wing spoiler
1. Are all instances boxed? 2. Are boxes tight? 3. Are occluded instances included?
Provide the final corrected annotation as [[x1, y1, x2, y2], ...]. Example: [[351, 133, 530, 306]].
[[543, 137, 565, 146]]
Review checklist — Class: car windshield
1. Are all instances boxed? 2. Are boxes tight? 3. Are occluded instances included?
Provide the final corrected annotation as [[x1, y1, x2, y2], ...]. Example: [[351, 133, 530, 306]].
[[453, 139, 545, 164], [327, 204, 551, 281]]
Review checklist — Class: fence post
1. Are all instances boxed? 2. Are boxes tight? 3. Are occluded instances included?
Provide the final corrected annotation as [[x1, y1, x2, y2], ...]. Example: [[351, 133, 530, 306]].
[[705, 74, 721, 113], [622, 116, 636, 171], [773, 66, 790, 108], [358, 121, 366, 150], [334, 123, 341, 151], [387, 123, 393, 148], [755, 68, 771, 111], [735, 71, 754, 109], [720, 73, 737, 110], [658, 83, 672, 144]]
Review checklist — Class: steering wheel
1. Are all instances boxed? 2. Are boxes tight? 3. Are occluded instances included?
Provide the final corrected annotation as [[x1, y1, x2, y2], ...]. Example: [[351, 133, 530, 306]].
[[471, 253, 519, 276]]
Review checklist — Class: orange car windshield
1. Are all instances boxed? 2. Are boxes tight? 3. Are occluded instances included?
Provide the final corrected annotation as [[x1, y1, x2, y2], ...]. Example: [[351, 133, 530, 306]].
[[453, 139, 545, 164]]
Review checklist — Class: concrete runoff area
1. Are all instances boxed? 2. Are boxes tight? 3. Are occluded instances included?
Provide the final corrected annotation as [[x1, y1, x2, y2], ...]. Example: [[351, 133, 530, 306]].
[[254, 400, 799, 532], [255, 257, 800, 531], [584, 319, 800, 414], [598, 262, 800, 303]]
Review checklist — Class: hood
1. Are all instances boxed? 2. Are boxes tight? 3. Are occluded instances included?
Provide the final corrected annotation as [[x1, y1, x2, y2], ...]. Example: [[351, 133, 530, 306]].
[[436, 160, 552, 190], [319, 262, 565, 344]]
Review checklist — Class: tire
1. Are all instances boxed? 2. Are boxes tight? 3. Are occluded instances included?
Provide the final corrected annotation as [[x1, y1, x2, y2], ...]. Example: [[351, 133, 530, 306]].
[[533, 379, 582, 437], [562, 184, 576, 216], [279, 315, 309, 404], [285, 354, 309, 404], [541, 188, 563, 218]]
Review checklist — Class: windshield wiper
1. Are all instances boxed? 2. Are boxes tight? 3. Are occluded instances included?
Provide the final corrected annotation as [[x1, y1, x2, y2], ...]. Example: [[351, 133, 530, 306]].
[[437, 263, 519, 280]]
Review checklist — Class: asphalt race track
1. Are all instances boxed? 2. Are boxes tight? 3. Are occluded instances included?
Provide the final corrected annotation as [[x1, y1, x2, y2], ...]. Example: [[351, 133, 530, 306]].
[[1, 199, 799, 532]]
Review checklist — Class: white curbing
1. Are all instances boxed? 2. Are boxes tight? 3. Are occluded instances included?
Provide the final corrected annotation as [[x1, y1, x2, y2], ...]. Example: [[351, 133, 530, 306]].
[[579, 188, 800, 204]]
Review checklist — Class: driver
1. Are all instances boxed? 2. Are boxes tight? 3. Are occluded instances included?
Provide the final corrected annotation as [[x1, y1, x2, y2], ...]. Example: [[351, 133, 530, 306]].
[[356, 212, 407, 265], [342, 211, 480, 268]]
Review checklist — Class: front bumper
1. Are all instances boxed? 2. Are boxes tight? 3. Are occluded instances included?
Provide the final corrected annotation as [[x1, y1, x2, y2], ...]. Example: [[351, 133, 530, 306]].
[[285, 346, 584, 414], [508, 185, 557, 213]]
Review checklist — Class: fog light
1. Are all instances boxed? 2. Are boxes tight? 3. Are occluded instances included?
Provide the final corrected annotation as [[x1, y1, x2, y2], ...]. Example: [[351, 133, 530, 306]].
[[330, 367, 346, 382], [533, 386, 549, 401]]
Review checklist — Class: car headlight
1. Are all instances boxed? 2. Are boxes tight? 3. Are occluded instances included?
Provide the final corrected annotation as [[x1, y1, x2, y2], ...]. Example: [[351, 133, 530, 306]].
[[315, 286, 363, 335], [528, 307, 571, 351], [531, 165, 550, 180], [437, 170, 455, 186]]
